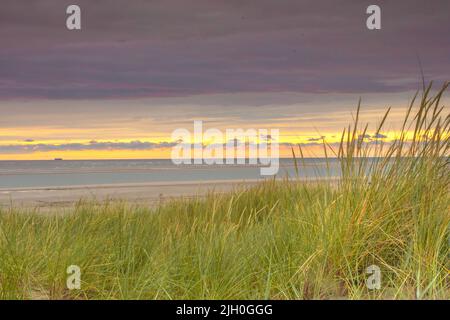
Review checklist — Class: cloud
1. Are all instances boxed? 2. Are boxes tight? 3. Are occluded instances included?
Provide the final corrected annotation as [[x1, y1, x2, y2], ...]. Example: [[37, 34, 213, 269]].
[[372, 133, 388, 139], [0, 140, 178, 153], [0, 0, 449, 99], [358, 134, 372, 140], [307, 136, 325, 142]]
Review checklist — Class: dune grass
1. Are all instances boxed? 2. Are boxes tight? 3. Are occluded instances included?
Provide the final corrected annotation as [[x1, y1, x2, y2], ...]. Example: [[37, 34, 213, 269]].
[[0, 83, 448, 300]]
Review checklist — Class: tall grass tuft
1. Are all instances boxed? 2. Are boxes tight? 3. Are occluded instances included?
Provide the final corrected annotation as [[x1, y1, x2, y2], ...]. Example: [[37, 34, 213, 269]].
[[0, 83, 448, 299]]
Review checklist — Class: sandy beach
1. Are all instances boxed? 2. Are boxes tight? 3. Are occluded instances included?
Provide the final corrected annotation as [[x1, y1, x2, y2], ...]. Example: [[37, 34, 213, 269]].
[[0, 159, 311, 211], [0, 179, 261, 211]]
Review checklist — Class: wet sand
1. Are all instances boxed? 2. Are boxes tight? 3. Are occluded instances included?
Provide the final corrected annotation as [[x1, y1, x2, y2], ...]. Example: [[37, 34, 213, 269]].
[[0, 179, 261, 211]]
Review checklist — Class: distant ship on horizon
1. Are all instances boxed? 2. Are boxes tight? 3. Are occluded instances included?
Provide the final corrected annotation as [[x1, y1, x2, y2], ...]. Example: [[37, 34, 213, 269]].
[[54, 158, 63, 161]]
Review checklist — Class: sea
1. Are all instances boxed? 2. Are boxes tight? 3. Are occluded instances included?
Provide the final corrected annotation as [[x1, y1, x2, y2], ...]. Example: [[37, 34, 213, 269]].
[[0, 158, 342, 189]]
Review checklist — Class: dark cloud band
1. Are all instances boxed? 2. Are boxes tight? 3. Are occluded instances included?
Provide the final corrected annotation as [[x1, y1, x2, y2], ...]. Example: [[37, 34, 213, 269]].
[[0, 0, 449, 99], [0, 141, 178, 153]]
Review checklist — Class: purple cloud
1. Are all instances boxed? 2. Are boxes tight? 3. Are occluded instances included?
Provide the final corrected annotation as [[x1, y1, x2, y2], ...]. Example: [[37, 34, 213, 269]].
[[0, 0, 449, 99], [0, 140, 178, 153]]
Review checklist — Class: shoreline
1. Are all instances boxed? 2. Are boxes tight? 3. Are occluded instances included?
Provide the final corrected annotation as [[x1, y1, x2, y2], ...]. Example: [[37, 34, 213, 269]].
[[0, 178, 264, 192], [0, 179, 263, 211], [0, 177, 337, 211]]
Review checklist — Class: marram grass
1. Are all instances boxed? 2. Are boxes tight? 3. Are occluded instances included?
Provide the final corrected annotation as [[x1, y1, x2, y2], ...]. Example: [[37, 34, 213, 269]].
[[0, 83, 449, 300]]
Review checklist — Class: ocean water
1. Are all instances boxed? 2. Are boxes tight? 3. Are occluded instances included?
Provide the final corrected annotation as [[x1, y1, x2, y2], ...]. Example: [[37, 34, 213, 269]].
[[0, 159, 341, 189]]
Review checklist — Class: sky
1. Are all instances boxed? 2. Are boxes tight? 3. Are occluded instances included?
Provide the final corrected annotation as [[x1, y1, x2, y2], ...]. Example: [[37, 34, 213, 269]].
[[0, 0, 449, 159]]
